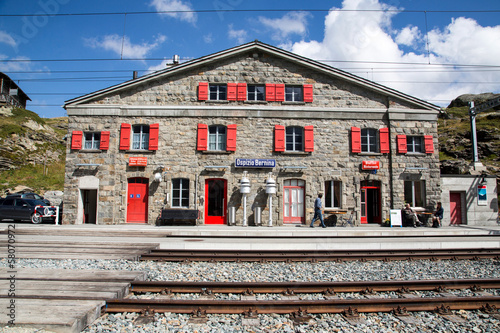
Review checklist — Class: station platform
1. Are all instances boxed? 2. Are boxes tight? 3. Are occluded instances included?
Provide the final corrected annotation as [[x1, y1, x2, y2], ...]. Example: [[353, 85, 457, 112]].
[[2, 223, 500, 251]]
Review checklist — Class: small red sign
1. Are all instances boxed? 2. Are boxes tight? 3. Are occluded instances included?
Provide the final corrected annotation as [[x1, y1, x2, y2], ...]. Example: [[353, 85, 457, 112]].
[[362, 160, 380, 170], [129, 157, 148, 167]]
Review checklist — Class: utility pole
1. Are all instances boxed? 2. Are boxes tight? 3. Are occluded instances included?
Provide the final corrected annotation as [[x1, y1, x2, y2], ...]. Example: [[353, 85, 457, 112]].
[[468, 96, 500, 172]]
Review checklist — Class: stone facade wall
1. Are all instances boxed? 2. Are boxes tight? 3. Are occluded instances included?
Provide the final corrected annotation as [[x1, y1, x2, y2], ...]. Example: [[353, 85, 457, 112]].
[[63, 49, 440, 225]]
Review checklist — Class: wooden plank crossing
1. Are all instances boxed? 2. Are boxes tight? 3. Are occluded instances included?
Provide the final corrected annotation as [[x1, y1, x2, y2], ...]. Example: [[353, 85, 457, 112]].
[[0, 240, 159, 260], [0, 268, 147, 333]]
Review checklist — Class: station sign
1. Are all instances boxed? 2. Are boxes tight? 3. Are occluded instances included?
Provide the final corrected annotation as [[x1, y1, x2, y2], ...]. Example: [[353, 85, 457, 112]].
[[362, 160, 380, 170], [129, 157, 148, 167], [235, 158, 276, 168]]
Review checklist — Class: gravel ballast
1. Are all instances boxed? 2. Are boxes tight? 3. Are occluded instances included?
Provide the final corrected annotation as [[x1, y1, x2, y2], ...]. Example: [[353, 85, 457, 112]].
[[1, 258, 499, 332]]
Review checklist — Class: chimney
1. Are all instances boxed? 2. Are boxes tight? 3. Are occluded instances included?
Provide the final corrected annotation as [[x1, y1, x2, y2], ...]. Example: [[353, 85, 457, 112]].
[[173, 55, 180, 64], [133, 71, 138, 80]]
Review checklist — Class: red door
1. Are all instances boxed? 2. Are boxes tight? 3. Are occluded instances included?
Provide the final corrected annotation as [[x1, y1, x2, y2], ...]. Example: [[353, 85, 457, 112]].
[[450, 192, 463, 225], [127, 178, 148, 223], [360, 185, 381, 224], [283, 179, 305, 224], [205, 179, 227, 224]]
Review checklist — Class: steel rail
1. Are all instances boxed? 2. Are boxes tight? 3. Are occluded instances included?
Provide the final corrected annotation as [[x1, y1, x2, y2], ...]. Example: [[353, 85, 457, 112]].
[[140, 248, 500, 262], [130, 278, 500, 294], [105, 296, 500, 314]]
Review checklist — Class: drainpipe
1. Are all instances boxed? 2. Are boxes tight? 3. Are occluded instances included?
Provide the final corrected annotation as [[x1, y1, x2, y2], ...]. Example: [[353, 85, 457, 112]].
[[387, 105, 395, 209]]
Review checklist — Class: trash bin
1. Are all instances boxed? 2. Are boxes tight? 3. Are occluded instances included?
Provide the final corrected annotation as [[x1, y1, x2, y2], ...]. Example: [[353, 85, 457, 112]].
[[253, 206, 262, 225], [228, 206, 236, 225]]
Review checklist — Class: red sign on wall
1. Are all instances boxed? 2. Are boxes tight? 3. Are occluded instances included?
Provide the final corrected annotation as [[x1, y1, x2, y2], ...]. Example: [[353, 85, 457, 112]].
[[362, 160, 380, 170], [129, 157, 148, 167]]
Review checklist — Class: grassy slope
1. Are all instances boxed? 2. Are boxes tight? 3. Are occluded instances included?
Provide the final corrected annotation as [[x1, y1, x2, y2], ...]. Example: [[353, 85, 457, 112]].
[[0, 108, 67, 194]]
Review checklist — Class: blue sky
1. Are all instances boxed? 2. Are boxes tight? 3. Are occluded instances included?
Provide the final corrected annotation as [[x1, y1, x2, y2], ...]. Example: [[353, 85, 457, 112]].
[[1, 0, 499, 118]]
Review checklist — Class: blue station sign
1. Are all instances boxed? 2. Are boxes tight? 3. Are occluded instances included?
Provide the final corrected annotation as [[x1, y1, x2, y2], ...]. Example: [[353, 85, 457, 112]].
[[235, 158, 276, 168]]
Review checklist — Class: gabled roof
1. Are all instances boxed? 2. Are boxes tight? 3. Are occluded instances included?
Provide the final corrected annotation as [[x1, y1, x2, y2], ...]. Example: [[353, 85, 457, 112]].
[[64, 40, 440, 111], [0, 72, 31, 101]]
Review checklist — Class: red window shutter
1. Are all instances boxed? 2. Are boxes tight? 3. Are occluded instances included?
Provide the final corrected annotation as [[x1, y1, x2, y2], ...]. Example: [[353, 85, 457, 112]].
[[351, 127, 361, 153], [119, 123, 131, 150], [303, 84, 313, 102], [197, 123, 208, 151], [237, 83, 247, 101], [396, 135, 407, 153], [227, 83, 237, 101], [304, 126, 314, 152], [275, 84, 285, 102], [379, 128, 389, 154], [198, 82, 208, 101], [149, 123, 159, 151], [274, 125, 285, 152], [265, 83, 276, 101], [71, 131, 83, 150], [100, 131, 110, 150], [424, 135, 434, 153], [226, 124, 237, 151]]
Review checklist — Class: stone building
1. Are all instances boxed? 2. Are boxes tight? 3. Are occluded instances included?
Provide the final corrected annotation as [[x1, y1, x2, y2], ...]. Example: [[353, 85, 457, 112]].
[[63, 41, 441, 226]]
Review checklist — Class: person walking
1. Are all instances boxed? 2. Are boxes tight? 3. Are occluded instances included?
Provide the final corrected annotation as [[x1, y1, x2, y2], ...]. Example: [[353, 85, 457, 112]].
[[310, 193, 326, 228]]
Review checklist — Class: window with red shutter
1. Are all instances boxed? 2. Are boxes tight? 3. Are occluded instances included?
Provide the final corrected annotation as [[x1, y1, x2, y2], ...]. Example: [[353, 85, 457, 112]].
[[274, 125, 285, 152], [304, 125, 314, 152], [100, 131, 110, 150], [71, 131, 83, 150], [379, 128, 390, 153], [119, 123, 131, 150], [237, 83, 247, 101], [424, 135, 434, 153], [266, 83, 276, 101], [303, 84, 313, 102], [227, 83, 237, 101], [198, 82, 208, 101], [275, 84, 285, 102], [197, 123, 208, 151], [351, 127, 361, 153], [396, 135, 407, 153], [149, 124, 159, 151], [226, 124, 237, 151]]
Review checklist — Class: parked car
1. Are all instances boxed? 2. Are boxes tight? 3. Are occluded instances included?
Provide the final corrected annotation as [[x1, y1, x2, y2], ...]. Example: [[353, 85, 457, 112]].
[[6, 192, 50, 206], [0, 198, 56, 224]]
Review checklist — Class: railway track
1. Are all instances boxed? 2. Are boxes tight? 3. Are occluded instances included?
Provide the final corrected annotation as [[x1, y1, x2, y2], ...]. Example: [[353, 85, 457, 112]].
[[129, 278, 500, 294], [105, 278, 500, 317], [139, 248, 500, 262]]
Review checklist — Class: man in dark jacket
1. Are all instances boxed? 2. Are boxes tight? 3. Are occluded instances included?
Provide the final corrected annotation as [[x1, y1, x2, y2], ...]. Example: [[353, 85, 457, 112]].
[[310, 193, 326, 228]]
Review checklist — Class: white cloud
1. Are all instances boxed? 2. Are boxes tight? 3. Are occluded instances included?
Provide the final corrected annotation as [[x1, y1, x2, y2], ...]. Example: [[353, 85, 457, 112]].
[[287, 0, 500, 106], [84, 34, 166, 59], [228, 24, 247, 44], [395, 26, 421, 47], [0, 55, 32, 72], [203, 33, 213, 44], [148, 59, 170, 73], [149, 0, 197, 24], [258, 12, 311, 41], [0, 31, 17, 48]]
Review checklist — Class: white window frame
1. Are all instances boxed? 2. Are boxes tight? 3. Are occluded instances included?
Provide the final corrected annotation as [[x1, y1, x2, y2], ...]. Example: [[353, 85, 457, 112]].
[[132, 125, 149, 150], [285, 86, 303, 102], [325, 180, 342, 209], [407, 136, 423, 153], [209, 84, 227, 101], [361, 128, 378, 153], [247, 85, 265, 101], [171, 178, 189, 208], [285, 126, 304, 152], [208, 125, 226, 151], [404, 180, 426, 208], [83, 132, 100, 150]]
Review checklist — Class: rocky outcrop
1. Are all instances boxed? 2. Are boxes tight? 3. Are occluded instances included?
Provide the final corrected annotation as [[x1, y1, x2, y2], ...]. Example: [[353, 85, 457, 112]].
[[448, 93, 500, 109]]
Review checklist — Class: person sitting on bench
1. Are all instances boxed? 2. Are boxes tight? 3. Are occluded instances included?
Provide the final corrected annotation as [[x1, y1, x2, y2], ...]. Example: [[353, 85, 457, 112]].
[[403, 203, 419, 228]]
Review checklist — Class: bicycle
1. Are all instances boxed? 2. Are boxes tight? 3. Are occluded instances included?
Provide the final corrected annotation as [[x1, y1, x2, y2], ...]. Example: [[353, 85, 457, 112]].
[[338, 211, 354, 227]]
